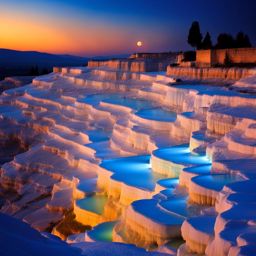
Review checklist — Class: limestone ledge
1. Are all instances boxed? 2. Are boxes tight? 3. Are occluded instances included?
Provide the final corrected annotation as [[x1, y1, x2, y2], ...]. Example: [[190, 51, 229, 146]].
[[167, 66, 254, 81], [96, 165, 153, 206]]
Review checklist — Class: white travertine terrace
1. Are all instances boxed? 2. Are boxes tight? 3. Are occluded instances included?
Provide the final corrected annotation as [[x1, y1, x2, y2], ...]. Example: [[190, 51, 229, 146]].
[[0, 63, 256, 255]]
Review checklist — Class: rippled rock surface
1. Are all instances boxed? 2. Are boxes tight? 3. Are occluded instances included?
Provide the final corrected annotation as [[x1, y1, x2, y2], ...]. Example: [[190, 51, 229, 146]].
[[0, 65, 256, 255]]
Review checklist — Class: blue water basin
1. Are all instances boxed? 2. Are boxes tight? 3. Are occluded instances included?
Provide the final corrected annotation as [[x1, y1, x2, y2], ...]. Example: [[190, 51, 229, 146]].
[[132, 199, 185, 225], [86, 129, 110, 142], [100, 155, 164, 191], [135, 108, 177, 122], [78, 94, 120, 106], [192, 174, 244, 192], [153, 145, 211, 166], [102, 97, 154, 111], [77, 195, 107, 214], [87, 221, 117, 242]]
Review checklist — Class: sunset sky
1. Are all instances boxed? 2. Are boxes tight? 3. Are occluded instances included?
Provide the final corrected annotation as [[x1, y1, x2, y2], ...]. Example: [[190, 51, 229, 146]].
[[0, 0, 255, 56]]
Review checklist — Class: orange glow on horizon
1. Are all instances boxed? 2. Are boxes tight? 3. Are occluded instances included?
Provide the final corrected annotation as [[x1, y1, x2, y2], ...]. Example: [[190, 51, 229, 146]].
[[0, 12, 74, 53], [0, 11, 144, 56], [0, 5, 166, 56]]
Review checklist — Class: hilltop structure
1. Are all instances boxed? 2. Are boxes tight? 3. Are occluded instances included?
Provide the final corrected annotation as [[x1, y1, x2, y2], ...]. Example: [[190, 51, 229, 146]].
[[196, 47, 256, 67]]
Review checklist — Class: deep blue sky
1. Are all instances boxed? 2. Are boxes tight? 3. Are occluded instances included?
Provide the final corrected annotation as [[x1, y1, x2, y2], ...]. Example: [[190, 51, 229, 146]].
[[1, 0, 255, 56]]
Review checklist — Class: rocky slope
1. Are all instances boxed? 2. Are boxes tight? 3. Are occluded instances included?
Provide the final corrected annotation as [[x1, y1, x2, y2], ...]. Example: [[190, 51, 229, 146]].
[[0, 64, 256, 255]]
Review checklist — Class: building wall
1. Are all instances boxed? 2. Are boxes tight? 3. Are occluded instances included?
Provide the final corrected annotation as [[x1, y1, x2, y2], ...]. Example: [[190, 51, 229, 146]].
[[129, 52, 176, 59], [196, 48, 256, 66], [167, 66, 254, 80], [196, 50, 212, 67], [88, 59, 171, 72]]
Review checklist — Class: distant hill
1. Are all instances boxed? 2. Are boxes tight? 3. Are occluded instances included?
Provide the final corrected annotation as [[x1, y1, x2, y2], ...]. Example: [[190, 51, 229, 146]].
[[0, 48, 88, 67], [0, 49, 131, 80], [0, 48, 88, 79]]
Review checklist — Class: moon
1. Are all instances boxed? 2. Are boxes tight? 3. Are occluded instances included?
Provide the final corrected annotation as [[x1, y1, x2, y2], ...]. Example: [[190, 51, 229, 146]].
[[137, 41, 143, 47]]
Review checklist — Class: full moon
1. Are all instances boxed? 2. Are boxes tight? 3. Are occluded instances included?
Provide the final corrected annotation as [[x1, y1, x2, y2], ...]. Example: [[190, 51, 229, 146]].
[[137, 41, 143, 47]]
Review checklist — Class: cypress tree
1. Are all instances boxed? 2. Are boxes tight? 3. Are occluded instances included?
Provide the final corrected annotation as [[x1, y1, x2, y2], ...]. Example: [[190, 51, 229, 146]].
[[201, 32, 212, 49], [215, 33, 235, 49], [188, 21, 203, 50], [235, 32, 252, 48]]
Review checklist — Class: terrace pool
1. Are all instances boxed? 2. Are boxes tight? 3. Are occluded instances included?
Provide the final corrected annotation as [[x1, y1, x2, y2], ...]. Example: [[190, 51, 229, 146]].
[[87, 221, 117, 242], [192, 174, 244, 192], [153, 145, 211, 166], [102, 97, 154, 111], [100, 155, 164, 191], [76, 195, 107, 215], [135, 108, 177, 122]]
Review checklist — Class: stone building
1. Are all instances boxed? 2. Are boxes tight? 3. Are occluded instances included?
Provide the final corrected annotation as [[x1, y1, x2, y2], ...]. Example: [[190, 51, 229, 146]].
[[196, 48, 256, 67]]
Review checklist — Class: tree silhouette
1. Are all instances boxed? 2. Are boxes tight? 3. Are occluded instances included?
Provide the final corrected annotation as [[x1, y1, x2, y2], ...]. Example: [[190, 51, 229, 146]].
[[188, 21, 202, 50], [215, 33, 235, 49], [235, 32, 252, 48], [201, 32, 212, 49]]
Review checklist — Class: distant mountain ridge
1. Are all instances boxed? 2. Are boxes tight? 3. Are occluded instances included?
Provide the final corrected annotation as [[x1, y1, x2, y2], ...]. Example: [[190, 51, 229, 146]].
[[0, 49, 131, 79], [0, 48, 88, 68], [0, 48, 89, 79]]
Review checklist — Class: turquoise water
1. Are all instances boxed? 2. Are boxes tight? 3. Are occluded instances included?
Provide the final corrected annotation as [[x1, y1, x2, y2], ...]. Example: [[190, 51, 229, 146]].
[[182, 112, 195, 118], [228, 193, 256, 204], [192, 174, 244, 191], [77, 196, 107, 214], [78, 94, 157, 112], [159, 196, 188, 217], [183, 164, 212, 175], [156, 189, 176, 199], [132, 199, 185, 225], [171, 84, 230, 96], [136, 108, 177, 122], [157, 178, 179, 189], [87, 141, 120, 159], [102, 97, 154, 111], [153, 145, 211, 166], [78, 94, 120, 106], [86, 129, 110, 142], [87, 221, 117, 242], [188, 216, 215, 234], [77, 178, 97, 193], [100, 155, 162, 191]]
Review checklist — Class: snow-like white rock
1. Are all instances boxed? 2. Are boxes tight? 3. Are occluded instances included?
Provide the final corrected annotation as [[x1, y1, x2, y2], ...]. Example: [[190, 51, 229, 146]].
[[1, 64, 256, 255]]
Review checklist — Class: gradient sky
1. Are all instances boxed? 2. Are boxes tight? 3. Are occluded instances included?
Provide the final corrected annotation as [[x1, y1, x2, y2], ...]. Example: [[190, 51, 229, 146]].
[[0, 0, 255, 56]]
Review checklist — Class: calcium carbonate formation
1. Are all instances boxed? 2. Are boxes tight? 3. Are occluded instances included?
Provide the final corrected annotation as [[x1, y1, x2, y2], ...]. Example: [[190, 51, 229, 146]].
[[0, 63, 256, 256]]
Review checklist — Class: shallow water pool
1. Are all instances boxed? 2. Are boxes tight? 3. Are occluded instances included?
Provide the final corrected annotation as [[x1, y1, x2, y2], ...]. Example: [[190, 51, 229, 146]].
[[136, 108, 177, 122], [102, 97, 154, 111], [77, 195, 107, 214], [153, 145, 211, 166], [192, 174, 244, 191], [87, 221, 117, 242], [101, 155, 164, 191]]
